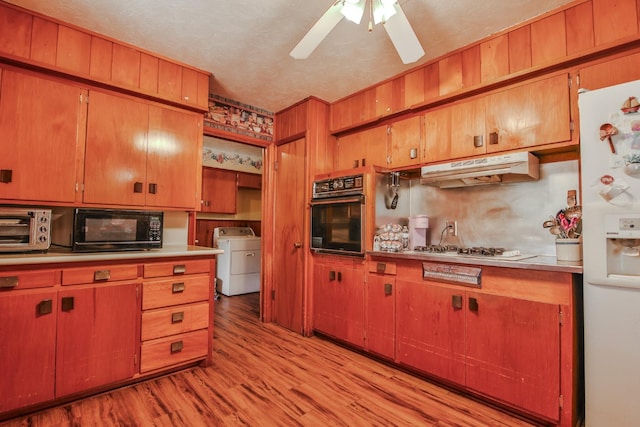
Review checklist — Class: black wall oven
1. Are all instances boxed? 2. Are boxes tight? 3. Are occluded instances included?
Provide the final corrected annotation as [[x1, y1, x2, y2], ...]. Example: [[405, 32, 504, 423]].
[[310, 174, 365, 256]]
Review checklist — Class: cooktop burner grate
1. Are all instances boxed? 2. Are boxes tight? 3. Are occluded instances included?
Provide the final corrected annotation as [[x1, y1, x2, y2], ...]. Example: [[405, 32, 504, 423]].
[[413, 245, 522, 257]]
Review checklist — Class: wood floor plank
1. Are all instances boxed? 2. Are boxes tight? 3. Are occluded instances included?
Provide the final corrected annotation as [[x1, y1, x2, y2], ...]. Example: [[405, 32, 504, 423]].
[[1, 293, 540, 427]]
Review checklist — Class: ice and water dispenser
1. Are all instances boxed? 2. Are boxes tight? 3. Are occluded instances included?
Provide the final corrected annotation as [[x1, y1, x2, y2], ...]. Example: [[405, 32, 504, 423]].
[[605, 213, 640, 277]]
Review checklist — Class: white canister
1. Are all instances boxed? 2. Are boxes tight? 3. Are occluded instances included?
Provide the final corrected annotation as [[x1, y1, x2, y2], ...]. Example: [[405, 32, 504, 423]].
[[555, 238, 582, 262]]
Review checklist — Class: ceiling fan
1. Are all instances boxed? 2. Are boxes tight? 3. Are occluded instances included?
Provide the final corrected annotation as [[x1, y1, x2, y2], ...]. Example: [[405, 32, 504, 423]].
[[290, 0, 425, 64]]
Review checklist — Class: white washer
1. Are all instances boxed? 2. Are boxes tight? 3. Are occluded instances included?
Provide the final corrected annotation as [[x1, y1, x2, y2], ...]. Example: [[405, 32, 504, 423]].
[[214, 227, 261, 296]]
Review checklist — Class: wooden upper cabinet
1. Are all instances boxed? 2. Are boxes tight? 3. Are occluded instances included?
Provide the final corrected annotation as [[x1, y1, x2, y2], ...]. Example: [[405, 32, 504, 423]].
[[201, 167, 237, 213], [578, 50, 640, 90], [335, 124, 388, 171], [89, 36, 113, 81], [31, 16, 58, 66], [388, 116, 423, 168], [480, 34, 509, 83], [145, 105, 202, 209], [237, 172, 262, 189], [111, 44, 140, 87], [0, 68, 86, 204], [566, 1, 595, 55], [84, 91, 149, 206], [423, 106, 452, 163], [140, 53, 159, 93], [486, 73, 572, 152], [592, 0, 639, 46], [450, 96, 487, 159], [277, 101, 308, 140], [439, 53, 463, 96], [531, 12, 567, 67], [508, 25, 532, 73], [56, 25, 91, 75], [0, 5, 32, 59], [158, 59, 182, 102]]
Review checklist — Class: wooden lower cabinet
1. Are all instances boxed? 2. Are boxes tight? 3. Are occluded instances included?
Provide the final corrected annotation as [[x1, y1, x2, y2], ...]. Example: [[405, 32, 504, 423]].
[[0, 255, 215, 418], [313, 256, 365, 347], [370, 257, 578, 426], [140, 259, 214, 373], [365, 262, 396, 360], [55, 282, 139, 397], [0, 288, 57, 413]]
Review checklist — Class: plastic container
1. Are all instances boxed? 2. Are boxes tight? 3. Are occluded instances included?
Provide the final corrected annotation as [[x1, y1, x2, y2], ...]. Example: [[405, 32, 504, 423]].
[[556, 238, 582, 262]]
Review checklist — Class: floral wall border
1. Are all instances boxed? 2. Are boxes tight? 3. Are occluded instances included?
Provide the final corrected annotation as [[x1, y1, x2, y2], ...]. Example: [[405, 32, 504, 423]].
[[204, 94, 274, 142]]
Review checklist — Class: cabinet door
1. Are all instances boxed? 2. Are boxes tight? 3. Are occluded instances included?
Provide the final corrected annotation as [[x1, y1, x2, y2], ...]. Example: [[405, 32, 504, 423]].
[[388, 116, 422, 168], [56, 282, 138, 397], [0, 289, 57, 413], [0, 69, 85, 203], [146, 105, 201, 209], [313, 263, 335, 336], [201, 167, 237, 213], [335, 125, 388, 171], [396, 280, 465, 384], [331, 265, 365, 347], [486, 74, 571, 152], [450, 97, 487, 159], [423, 106, 452, 163], [237, 172, 262, 189], [84, 91, 149, 206], [465, 292, 560, 421], [579, 51, 640, 90], [365, 274, 395, 359]]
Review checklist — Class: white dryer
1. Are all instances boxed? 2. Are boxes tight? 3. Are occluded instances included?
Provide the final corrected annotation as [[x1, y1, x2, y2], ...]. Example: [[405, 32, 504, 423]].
[[213, 227, 261, 296]]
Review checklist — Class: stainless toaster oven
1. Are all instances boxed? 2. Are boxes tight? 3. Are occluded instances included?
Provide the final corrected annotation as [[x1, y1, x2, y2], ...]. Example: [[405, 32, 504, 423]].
[[0, 208, 51, 253]]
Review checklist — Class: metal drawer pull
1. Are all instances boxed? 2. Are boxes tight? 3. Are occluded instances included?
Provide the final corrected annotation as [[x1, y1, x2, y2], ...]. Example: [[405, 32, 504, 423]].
[[170, 341, 183, 354], [329, 271, 336, 281], [246, 252, 255, 257], [489, 132, 499, 145], [148, 183, 158, 194], [38, 299, 53, 316], [384, 283, 393, 296], [473, 135, 484, 147], [172, 282, 185, 293], [93, 269, 111, 281], [376, 263, 386, 273], [0, 276, 19, 289], [452, 295, 463, 310], [0, 169, 12, 183], [469, 297, 479, 312], [173, 264, 186, 274], [61, 296, 74, 312], [171, 311, 184, 323]]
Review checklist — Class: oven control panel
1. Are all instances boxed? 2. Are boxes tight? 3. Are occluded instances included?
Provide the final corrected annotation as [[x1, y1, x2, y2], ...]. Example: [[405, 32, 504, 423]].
[[312, 174, 364, 199]]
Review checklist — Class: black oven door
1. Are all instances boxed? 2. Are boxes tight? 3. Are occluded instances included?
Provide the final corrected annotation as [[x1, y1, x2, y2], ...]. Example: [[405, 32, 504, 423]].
[[310, 195, 364, 256]]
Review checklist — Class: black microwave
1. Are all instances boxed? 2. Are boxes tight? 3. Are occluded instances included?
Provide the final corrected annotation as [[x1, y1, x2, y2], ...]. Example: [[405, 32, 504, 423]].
[[52, 208, 163, 252]]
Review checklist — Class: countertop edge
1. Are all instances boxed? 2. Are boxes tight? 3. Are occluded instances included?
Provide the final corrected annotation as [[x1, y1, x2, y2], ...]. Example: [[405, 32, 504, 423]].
[[368, 251, 583, 274], [0, 245, 224, 266]]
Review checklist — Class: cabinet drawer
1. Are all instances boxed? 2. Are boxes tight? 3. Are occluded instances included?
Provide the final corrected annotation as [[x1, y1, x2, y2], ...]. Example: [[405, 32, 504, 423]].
[[61, 264, 138, 285], [0, 269, 58, 290], [368, 261, 397, 275], [143, 259, 211, 278], [142, 275, 210, 310], [140, 329, 208, 373], [141, 302, 209, 341]]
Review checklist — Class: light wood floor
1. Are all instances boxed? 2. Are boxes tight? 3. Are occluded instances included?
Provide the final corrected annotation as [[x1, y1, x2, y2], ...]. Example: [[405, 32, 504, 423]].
[[1, 293, 541, 426]]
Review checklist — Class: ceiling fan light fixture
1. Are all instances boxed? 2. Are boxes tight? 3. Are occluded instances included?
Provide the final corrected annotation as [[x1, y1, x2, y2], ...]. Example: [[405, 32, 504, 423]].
[[373, 0, 397, 24], [340, 0, 365, 24]]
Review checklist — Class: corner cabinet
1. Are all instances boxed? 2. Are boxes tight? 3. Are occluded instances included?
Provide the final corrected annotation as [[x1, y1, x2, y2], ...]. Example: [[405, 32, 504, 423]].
[[84, 90, 202, 209], [0, 68, 86, 204]]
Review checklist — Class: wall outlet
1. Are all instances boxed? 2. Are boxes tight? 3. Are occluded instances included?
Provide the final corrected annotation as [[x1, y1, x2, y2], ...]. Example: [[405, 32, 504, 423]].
[[446, 220, 458, 236]]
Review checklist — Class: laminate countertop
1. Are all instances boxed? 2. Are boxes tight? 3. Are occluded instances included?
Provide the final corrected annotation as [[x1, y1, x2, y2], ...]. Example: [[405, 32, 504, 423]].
[[368, 250, 583, 274], [0, 245, 223, 266]]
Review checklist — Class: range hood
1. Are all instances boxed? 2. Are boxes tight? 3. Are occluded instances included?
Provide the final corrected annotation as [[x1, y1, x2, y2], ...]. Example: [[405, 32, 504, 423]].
[[420, 152, 540, 188]]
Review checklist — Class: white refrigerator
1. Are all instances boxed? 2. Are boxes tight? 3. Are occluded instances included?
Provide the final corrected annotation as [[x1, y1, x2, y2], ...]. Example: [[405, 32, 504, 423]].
[[578, 79, 640, 426]]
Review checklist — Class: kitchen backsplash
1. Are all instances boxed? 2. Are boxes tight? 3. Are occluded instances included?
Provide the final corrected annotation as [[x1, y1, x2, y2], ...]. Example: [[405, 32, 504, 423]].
[[376, 160, 580, 256]]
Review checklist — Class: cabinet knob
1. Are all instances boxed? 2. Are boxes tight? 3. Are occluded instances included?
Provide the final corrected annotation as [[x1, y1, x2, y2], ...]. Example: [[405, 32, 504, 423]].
[[172, 282, 186, 293], [133, 181, 143, 193], [293, 242, 302, 249], [473, 135, 484, 147], [61, 296, 75, 312], [148, 183, 158, 194], [489, 132, 499, 145], [171, 311, 185, 324], [384, 283, 393, 296], [409, 148, 418, 159], [170, 340, 184, 354], [38, 299, 53, 316], [452, 295, 463, 310], [93, 269, 111, 281]]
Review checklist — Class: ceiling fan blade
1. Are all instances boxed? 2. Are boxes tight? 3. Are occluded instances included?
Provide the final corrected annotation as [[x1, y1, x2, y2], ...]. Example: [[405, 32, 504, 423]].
[[383, 4, 425, 64], [290, 3, 345, 59]]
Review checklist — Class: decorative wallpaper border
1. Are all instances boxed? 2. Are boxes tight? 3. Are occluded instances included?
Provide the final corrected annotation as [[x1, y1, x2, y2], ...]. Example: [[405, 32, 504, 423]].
[[204, 94, 274, 142], [203, 135, 264, 174]]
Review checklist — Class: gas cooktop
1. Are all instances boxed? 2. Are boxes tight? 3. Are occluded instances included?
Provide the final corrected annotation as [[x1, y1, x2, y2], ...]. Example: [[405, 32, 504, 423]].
[[412, 245, 535, 261]]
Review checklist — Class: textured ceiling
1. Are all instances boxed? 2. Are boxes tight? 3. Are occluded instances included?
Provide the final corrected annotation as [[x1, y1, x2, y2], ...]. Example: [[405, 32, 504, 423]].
[[5, 0, 575, 113]]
